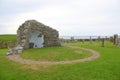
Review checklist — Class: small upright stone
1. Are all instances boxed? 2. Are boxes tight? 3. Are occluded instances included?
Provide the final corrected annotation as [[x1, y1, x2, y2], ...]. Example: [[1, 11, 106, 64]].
[[113, 34, 118, 45], [118, 36, 120, 47], [90, 36, 93, 44], [101, 38, 104, 47]]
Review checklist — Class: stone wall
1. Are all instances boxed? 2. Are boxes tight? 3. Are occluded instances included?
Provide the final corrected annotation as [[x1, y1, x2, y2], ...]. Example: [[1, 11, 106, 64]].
[[7, 20, 61, 55], [0, 42, 16, 49], [17, 20, 61, 49]]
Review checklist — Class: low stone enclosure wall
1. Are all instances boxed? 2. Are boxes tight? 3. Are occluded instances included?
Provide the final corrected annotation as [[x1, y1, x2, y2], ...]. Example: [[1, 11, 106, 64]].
[[1, 35, 120, 49], [0, 42, 16, 49]]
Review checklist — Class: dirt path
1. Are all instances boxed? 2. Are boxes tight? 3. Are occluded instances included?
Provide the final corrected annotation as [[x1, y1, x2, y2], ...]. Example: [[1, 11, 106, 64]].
[[8, 46, 100, 65]]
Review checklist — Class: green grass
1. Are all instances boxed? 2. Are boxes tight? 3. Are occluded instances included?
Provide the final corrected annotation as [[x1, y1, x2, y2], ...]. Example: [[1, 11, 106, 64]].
[[0, 35, 16, 42], [21, 46, 91, 61], [0, 41, 120, 80]]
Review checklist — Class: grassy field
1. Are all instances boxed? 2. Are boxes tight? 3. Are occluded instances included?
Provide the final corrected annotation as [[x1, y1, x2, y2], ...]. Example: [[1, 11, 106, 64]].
[[0, 35, 16, 42], [21, 46, 91, 61], [0, 41, 120, 80]]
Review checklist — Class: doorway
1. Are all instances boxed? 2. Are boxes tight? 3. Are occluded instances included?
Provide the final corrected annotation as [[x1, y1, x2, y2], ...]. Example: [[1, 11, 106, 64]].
[[29, 30, 44, 48]]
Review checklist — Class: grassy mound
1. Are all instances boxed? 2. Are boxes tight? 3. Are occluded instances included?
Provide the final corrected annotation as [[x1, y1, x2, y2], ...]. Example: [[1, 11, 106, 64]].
[[20, 46, 91, 61]]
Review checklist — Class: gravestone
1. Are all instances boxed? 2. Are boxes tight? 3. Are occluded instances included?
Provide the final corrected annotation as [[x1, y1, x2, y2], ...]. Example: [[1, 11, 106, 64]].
[[82, 39, 85, 44], [109, 36, 114, 43], [113, 34, 118, 46], [118, 36, 120, 47], [98, 36, 101, 42], [70, 37, 75, 42], [90, 36, 93, 44], [7, 20, 61, 55], [101, 38, 104, 47]]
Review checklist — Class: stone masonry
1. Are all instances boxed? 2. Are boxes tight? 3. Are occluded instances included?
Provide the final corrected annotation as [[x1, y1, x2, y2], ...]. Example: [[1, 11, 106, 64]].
[[7, 20, 61, 55]]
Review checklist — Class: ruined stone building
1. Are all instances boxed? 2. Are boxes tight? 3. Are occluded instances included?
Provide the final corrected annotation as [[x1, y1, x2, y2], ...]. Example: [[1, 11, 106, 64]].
[[7, 20, 61, 55], [17, 20, 61, 49]]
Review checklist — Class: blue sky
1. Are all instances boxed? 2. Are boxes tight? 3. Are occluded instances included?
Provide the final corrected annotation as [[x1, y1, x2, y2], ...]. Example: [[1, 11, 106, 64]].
[[0, 0, 120, 36]]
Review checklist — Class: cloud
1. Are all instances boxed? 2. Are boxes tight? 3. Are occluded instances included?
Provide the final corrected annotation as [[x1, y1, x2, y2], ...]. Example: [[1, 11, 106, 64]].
[[0, 0, 120, 36]]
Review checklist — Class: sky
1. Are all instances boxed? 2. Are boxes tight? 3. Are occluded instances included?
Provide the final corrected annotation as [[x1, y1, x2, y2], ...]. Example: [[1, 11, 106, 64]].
[[0, 0, 120, 36]]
